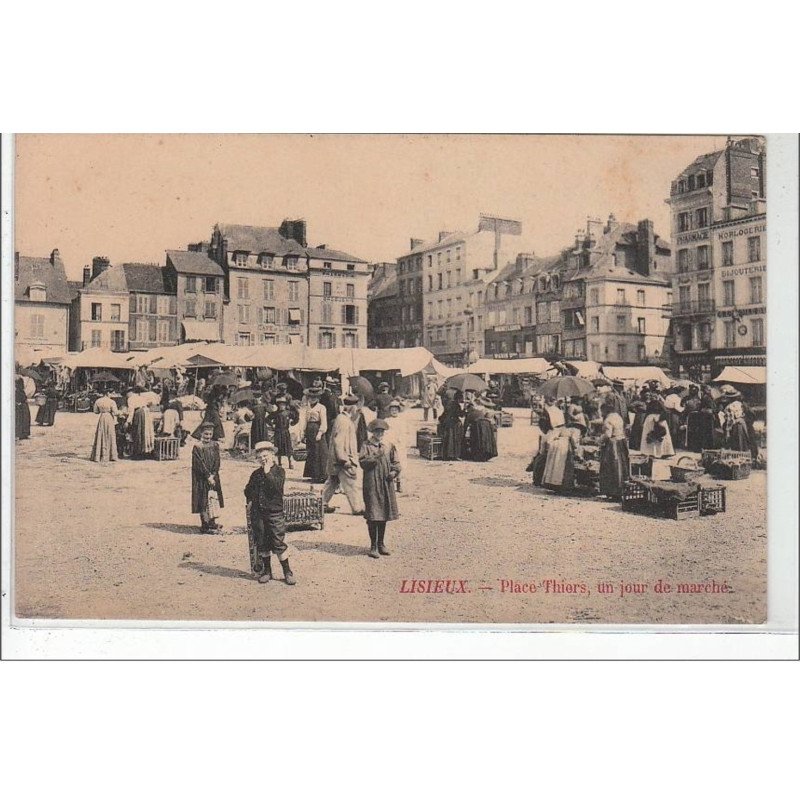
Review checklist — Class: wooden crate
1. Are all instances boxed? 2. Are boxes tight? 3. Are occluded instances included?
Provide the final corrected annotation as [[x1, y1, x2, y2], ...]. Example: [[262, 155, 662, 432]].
[[621, 479, 701, 520], [416, 428, 438, 450], [621, 480, 650, 513], [657, 493, 701, 520], [418, 434, 443, 461], [707, 461, 751, 481], [630, 455, 653, 478], [701, 449, 752, 468], [699, 485, 726, 515], [154, 436, 180, 461], [284, 491, 324, 530]]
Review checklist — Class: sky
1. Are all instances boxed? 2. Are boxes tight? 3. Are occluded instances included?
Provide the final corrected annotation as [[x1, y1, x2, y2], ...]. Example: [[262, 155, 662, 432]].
[[14, 134, 727, 281]]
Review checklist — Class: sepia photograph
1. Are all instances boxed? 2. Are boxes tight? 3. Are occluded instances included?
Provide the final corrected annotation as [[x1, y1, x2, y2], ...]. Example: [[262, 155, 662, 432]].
[[10, 133, 772, 625]]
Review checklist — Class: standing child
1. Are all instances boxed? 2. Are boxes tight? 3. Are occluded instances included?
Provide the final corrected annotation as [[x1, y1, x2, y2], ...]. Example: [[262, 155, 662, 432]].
[[191, 422, 224, 532], [244, 441, 295, 585], [268, 395, 297, 469], [358, 419, 401, 559]]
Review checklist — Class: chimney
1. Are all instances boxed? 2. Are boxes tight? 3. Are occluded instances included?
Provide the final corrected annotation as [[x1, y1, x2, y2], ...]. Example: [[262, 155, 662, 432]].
[[516, 252, 536, 269], [438, 231, 453, 243], [91, 255, 111, 280], [574, 231, 583, 252], [279, 219, 308, 248], [317, 244, 327, 250], [604, 213, 617, 234], [410, 238, 425, 251], [50, 248, 61, 265], [83, 267, 91, 286], [636, 219, 655, 276]]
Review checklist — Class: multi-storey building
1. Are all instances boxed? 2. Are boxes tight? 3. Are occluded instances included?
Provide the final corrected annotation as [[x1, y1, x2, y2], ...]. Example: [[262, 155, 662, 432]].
[[208, 222, 309, 346], [403, 215, 522, 366], [69, 257, 130, 351], [14, 248, 74, 354], [123, 263, 179, 350], [165, 250, 225, 343], [367, 263, 401, 348], [395, 244, 424, 347], [666, 136, 766, 380]]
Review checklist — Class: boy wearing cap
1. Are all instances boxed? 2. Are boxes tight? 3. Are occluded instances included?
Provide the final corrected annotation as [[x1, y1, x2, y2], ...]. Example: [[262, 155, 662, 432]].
[[359, 419, 400, 558], [244, 441, 296, 585]]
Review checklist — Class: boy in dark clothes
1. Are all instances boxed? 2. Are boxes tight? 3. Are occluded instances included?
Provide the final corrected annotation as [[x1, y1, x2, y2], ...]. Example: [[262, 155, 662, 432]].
[[244, 441, 296, 585]]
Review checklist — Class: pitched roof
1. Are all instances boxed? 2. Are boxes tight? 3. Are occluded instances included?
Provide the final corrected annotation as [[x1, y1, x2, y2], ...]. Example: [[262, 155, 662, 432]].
[[372, 275, 399, 301], [122, 263, 172, 294], [66, 280, 84, 301], [15, 253, 73, 304], [404, 231, 468, 256], [217, 224, 305, 256], [166, 250, 225, 277], [675, 150, 723, 181], [306, 245, 366, 263], [83, 263, 129, 293]]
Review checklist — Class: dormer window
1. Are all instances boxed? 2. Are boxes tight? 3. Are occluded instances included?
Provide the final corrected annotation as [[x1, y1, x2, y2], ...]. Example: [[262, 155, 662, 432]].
[[323, 261, 332, 270], [259, 253, 274, 268], [696, 172, 706, 188], [551, 275, 560, 291], [687, 175, 696, 190], [28, 282, 47, 302], [284, 255, 299, 268], [539, 276, 549, 292], [233, 252, 248, 268]]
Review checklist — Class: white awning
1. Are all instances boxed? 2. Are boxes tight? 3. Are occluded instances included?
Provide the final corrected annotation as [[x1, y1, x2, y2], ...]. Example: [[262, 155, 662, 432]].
[[182, 320, 221, 342], [712, 366, 767, 385], [468, 357, 551, 375], [602, 366, 671, 385]]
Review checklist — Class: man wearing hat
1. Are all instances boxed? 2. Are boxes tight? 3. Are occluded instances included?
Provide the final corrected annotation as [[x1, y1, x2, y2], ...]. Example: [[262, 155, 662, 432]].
[[358, 418, 400, 558], [322, 395, 364, 515], [374, 381, 394, 419], [320, 376, 341, 444], [244, 441, 296, 585]]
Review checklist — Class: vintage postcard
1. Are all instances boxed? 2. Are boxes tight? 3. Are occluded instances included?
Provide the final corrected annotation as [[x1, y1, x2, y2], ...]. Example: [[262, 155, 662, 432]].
[[10, 133, 774, 625]]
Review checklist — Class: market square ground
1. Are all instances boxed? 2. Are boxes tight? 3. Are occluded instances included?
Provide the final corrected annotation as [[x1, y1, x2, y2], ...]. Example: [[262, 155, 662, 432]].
[[13, 407, 766, 624]]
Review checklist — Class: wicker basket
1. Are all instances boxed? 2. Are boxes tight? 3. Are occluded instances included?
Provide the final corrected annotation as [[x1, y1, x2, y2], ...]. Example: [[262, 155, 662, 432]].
[[670, 455, 704, 483], [701, 449, 752, 469], [708, 461, 751, 480], [292, 447, 307, 462]]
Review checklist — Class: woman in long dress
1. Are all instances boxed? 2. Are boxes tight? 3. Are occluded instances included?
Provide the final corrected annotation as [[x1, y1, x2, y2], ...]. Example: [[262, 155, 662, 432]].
[[250, 396, 270, 446], [359, 419, 400, 558], [303, 389, 329, 483], [35, 382, 60, 426], [722, 393, 752, 454], [438, 393, 464, 461], [91, 390, 119, 462], [126, 386, 156, 458], [15, 377, 31, 440], [628, 398, 647, 451], [541, 406, 582, 493], [465, 401, 498, 462], [191, 385, 226, 442], [191, 423, 224, 532], [598, 403, 630, 500], [639, 400, 675, 458]]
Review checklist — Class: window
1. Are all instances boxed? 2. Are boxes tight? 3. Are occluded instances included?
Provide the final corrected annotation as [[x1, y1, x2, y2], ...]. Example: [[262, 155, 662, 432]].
[[346, 264, 355, 272], [322, 303, 332, 324], [455, 268, 461, 284], [477, 291, 483, 306], [237, 277, 249, 299], [447, 271, 452, 288], [323, 282, 332, 298], [284, 256, 298, 268], [678, 249, 690, 273], [149, 295, 158, 315], [696, 207, 708, 228], [437, 253, 442, 266], [186, 276, 197, 293], [616, 288, 626, 304], [288, 281, 300, 302], [427, 255, 432, 268], [699, 323, 712, 349], [29, 314, 45, 338], [749, 276, 763, 304], [511, 307, 519, 324], [724, 320, 736, 348], [455, 246, 461, 260], [136, 295, 149, 314], [722, 240, 734, 267], [400, 280, 406, 295], [91, 330, 102, 348], [696, 172, 706, 188], [437, 274, 443, 290], [637, 317, 646, 334], [678, 180, 686, 193], [549, 302, 560, 324], [638, 344, 647, 362], [204, 300, 216, 318], [323, 261, 332, 271], [446, 299, 452, 317], [706, 170, 714, 185], [679, 285, 690, 309], [260, 254, 274, 269], [262, 334, 276, 346], [110, 330, 125, 351], [446, 250, 451, 263], [157, 296, 171, 315], [343, 331, 358, 348], [617, 343, 627, 361], [698, 283, 710, 309], [637, 290, 646, 306], [748, 236, 761, 262], [427, 302, 433, 319], [263, 279, 275, 301], [157, 321, 170, 343], [591, 316, 599, 333], [238, 305, 250, 324], [752, 318, 764, 346], [524, 306, 533, 325], [234, 252, 248, 267], [697, 245, 709, 270], [590, 344, 600, 361], [319, 331, 335, 349], [238, 333, 252, 346], [589, 288, 599, 305], [473, 269, 480, 280], [678, 212, 691, 232], [723, 280, 735, 307], [110, 304, 121, 321], [91, 303, 102, 321], [617, 315, 626, 331], [751, 167, 760, 179], [184, 299, 196, 317], [427, 275, 433, 291], [147, 317, 157, 341], [343, 304, 358, 325], [688, 175, 696, 191]]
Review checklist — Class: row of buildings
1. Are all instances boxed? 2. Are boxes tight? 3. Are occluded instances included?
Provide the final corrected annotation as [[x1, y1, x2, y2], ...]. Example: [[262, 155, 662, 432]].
[[14, 220, 370, 356], [368, 137, 767, 379]]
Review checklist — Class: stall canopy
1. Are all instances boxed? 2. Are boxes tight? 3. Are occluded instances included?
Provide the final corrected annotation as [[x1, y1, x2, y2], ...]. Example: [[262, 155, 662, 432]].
[[566, 360, 603, 379], [14, 345, 67, 366], [333, 347, 449, 377], [182, 320, 221, 342], [60, 349, 134, 370], [712, 366, 767, 385], [602, 365, 671, 385], [468, 357, 551, 376], [125, 342, 209, 368]]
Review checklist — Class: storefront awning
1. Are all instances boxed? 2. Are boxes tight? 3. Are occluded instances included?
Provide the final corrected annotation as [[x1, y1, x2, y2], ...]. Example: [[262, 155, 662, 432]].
[[182, 320, 221, 342], [712, 366, 766, 385]]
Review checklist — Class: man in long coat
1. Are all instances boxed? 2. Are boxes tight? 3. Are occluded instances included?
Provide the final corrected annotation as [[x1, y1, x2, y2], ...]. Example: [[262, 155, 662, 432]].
[[321, 395, 364, 515]]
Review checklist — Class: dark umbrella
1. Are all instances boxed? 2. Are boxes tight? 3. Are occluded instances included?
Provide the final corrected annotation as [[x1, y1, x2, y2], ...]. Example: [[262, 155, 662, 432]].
[[348, 375, 374, 401], [444, 373, 488, 393], [592, 377, 612, 387], [18, 367, 45, 383], [538, 374, 595, 400], [209, 372, 239, 387], [230, 388, 256, 406]]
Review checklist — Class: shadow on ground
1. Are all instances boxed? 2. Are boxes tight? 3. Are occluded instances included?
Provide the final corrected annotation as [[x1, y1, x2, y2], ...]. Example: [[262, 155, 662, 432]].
[[179, 561, 253, 581], [291, 539, 368, 558]]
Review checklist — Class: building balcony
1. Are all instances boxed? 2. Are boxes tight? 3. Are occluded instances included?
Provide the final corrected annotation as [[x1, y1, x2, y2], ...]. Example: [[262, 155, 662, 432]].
[[672, 299, 715, 317]]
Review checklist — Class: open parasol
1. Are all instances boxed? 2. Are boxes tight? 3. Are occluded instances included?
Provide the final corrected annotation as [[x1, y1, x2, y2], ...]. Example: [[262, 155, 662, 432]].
[[89, 370, 123, 384], [538, 374, 595, 400], [444, 373, 488, 393], [348, 375, 374, 401], [230, 388, 256, 406], [18, 367, 46, 383], [209, 372, 239, 387]]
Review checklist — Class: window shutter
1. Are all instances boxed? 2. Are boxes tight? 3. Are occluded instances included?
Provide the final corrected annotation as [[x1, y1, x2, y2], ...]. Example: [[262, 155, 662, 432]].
[[149, 319, 157, 341], [341, 304, 347, 323], [170, 296, 177, 314], [129, 295, 136, 312], [318, 332, 323, 349], [355, 306, 360, 325]]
